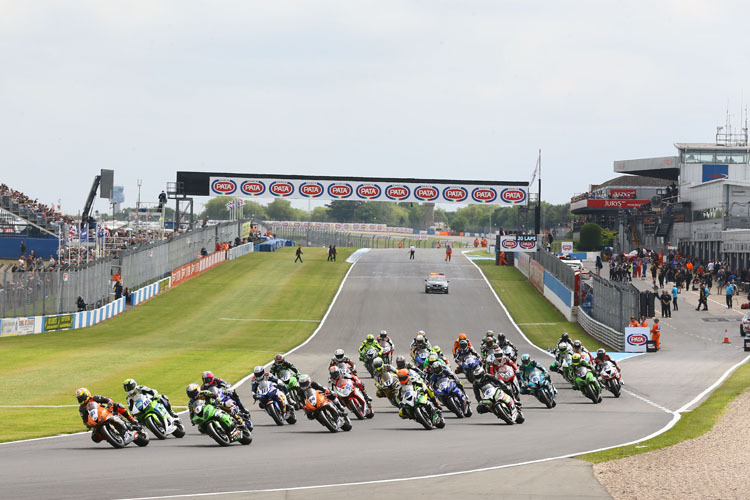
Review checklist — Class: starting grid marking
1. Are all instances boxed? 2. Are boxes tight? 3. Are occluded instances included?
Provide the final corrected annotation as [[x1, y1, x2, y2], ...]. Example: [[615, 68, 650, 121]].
[[218, 318, 320, 323]]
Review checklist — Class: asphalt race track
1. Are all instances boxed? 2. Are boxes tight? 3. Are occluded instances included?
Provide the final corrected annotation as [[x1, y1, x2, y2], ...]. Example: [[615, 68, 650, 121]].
[[0, 249, 743, 500]]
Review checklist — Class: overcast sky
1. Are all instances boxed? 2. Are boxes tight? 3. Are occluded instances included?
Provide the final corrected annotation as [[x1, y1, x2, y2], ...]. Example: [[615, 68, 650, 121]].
[[2, 1, 749, 215]]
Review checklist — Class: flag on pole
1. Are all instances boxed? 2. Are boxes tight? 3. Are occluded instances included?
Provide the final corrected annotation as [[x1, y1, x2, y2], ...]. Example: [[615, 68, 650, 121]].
[[80, 225, 88, 242], [68, 225, 77, 242], [530, 151, 540, 185], [225, 200, 235, 210]]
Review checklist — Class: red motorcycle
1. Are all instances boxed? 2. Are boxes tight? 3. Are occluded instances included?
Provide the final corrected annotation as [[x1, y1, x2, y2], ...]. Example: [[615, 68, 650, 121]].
[[494, 362, 521, 401], [333, 378, 373, 420]]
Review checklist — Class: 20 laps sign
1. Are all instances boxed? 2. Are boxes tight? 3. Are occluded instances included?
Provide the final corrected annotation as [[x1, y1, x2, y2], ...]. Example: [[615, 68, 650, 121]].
[[499, 235, 538, 252]]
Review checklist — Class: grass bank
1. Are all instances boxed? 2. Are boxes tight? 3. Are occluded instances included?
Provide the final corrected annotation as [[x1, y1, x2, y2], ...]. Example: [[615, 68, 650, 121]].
[[579, 359, 750, 463], [0, 247, 352, 442], [474, 262, 607, 352]]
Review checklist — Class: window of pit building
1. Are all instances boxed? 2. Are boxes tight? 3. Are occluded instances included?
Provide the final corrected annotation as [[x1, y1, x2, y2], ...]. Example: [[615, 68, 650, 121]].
[[683, 151, 747, 163]]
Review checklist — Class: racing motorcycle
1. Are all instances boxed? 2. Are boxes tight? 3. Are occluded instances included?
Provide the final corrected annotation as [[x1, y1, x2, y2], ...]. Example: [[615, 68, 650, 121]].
[[477, 382, 524, 425], [522, 367, 557, 409], [363, 347, 381, 377], [414, 348, 431, 368], [550, 347, 575, 384], [378, 339, 393, 365], [131, 393, 186, 440], [456, 354, 481, 383], [86, 400, 149, 449], [302, 387, 352, 432], [191, 399, 252, 446], [433, 375, 471, 418], [399, 384, 445, 430], [208, 387, 253, 430], [255, 380, 296, 426], [502, 344, 518, 363], [333, 377, 373, 420], [277, 369, 301, 409], [495, 362, 521, 401], [375, 371, 401, 408], [597, 361, 622, 398], [574, 365, 602, 404]]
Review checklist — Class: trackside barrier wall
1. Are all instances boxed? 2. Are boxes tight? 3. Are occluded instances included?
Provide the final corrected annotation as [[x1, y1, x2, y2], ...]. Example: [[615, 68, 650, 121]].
[[130, 280, 164, 307], [170, 251, 226, 288], [71, 298, 126, 329], [0, 298, 126, 336], [531, 250, 575, 290], [515, 251, 531, 278], [543, 271, 575, 322], [227, 242, 254, 260], [576, 308, 624, 351], [589, 273, 640, 334]]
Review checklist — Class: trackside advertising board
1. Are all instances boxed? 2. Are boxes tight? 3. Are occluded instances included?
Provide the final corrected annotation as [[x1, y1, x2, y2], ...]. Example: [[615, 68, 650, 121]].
[[499, 235, 538, 252], [561, 241, 573, 254], [624, 327, 649, 352], [208, 176, 527, 206]]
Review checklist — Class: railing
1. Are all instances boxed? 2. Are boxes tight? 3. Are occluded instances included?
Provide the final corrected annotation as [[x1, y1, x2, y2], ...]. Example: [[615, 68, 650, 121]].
[[589, 273, 640, 334], [271, 226, 463, 250], [530, 250, 575, 291], [576, 307, 624, 351]]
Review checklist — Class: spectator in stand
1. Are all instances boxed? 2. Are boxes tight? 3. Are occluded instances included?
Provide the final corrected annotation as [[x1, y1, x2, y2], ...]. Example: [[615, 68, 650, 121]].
[[20, 240, 26, 257], [76, 296, 86, 311]]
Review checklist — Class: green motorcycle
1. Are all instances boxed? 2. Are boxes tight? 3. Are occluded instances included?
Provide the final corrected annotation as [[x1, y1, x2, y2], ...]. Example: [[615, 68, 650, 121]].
[[131, 393, 186, 440], [478, 383, 524, 425], [399, 384, 445, 430], [191, 400, 252, 446], [278, 369, 301, 409], [573, 365, 602, 404]]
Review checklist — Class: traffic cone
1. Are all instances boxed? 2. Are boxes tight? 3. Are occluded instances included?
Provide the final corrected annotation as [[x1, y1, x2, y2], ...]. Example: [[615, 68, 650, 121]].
[[723, 329, 730, 344]]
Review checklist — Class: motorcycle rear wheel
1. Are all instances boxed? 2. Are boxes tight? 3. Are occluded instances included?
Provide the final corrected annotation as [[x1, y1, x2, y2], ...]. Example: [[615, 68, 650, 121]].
[[173, 419, 186, 438], [239, 428, 253, 445]]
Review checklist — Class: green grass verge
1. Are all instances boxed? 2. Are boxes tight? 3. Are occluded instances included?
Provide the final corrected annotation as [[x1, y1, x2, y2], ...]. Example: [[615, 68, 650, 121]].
[[579, 360, 750, 463], [474, 262, 608, 352], [0, 247, 353, 442], [465, 249, 493, 256]]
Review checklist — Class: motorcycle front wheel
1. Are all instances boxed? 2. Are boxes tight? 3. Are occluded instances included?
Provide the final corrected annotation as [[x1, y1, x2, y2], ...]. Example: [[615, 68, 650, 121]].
[[206, 421, 232, 446], [101, 422, 126, 449], [145, 414, 167, 440]]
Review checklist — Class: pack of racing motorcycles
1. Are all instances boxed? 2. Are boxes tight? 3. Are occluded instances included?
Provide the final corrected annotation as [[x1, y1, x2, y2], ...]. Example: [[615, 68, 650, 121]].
[[74, 330, 623, 448]]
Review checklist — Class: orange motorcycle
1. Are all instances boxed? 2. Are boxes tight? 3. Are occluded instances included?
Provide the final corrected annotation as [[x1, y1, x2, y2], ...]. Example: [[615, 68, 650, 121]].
[[86, 401, 149, 448], [302, 388, 352, 433]]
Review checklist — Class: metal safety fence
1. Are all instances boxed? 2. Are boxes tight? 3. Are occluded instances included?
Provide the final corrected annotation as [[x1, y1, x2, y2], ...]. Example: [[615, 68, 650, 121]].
[[270, 226, 465, 250], [0, 220, 248, 318], [531, 250, 575, 291], [589, 273, 640, 333]]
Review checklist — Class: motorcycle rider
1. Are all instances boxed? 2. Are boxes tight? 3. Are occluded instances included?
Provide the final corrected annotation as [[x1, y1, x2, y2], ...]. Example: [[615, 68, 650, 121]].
[[186, 383, 244, 432], [426, 360, 471, 416], [409, 333, 432, 359], [593, 349, 621, 375], [471, 366, 511, 414], [396, 369, 435, 419], [298, 374, 347, 417], [372, 357, 398, 397], [517, 354, 550, 392], [431, 345, 450, 366], [556, 332, 574, 349], [571, 340, 591, 361], [269, 354, 301, 378], [251, 366, 290, 412], [454, 339, 480, 374], [123, 378, 179, 418], [329, 348, 357, 374], [201, 370, 250, 415], [76, 388, 141, 441], [489, 347, 519, 376], [329, 365, 373, 402], [377, 330, 395, 352], [480, 331, 497, 360], [452, 333, 474, 356], [358, 334, 385, 364], [395, 354, 424, 377], [570, 353, 597, 389]]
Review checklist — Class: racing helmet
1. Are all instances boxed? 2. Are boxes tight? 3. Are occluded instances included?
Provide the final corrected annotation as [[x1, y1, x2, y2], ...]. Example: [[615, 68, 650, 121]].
[[561, 332, 571, 341], [253, 366, 265, 378], [485, 330, 494, 338], [430, 362, 442, 374], [571, 353, 582, 365], [417, 330, 426, 337], [201, 370, 214, 385], [123, 378, 137, 395], [395, 355, 406, 369], [573, 340, 582, 350], [329, 366, 342, 380], [397, 369, 410, 385], [458, 339, 468, 349], [558, 342, 569, 353], [458, 333, 467, 341], [596, 348, 606, 359], [473, 366, 485, 379], [379, 330, 388, 339], [75, 387, 92, 404], [366, 334, 375, 342], [372, 357, 384, 371], [334, 349, 345, 361], [415, 334, 425, 344], [433, 346, 443, 355], [497, 333, 506, 345], [520, 354, 531, 365], [274, 354, 284, 364], [186, 383, 200, 399], [298, 374, 311, 389], [427, 353, 439, 365]]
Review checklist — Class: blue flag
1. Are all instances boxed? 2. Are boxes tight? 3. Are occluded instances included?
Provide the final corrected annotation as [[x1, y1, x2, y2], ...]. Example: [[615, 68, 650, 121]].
[[80, 225, 88, 241]]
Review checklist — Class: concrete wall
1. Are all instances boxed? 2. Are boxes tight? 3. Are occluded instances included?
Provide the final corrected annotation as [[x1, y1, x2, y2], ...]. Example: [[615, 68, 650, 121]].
[[543, 271, 575, 321]]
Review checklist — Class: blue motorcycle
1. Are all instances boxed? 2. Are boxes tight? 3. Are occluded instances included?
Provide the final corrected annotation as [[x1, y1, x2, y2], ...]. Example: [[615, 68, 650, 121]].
[[522, 367, 557, 409], [208, 387, 254, 430], [457, 355, 481, 383], [255, 380, 296, 426], [433, 376, 471, 418], [414, 348, 431, 369]]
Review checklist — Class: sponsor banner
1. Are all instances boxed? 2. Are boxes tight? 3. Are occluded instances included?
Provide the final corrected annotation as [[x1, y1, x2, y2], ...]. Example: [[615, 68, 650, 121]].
[[499, 235, 538, 252], [209, 177, 526, 205], [0, 317, 36, 336], [702, 164, 729, 182], [584, 199, 649, 208], [529, 258, 544, 293], [609, 188, 636, 197], [44, 314, 74, 332], [624, 327, 649, 353], [561, 241, 574, 254], [171, 251, 227, 288]]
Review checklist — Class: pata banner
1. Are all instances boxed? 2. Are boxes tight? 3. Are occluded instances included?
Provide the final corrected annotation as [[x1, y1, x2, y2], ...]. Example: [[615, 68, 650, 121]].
[[208, 176, 527, 206], [498, 234, 538, 252]]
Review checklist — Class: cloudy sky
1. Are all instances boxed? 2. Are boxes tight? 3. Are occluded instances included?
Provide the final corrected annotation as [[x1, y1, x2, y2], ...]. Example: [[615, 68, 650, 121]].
[[2, 1, 748, 214]]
